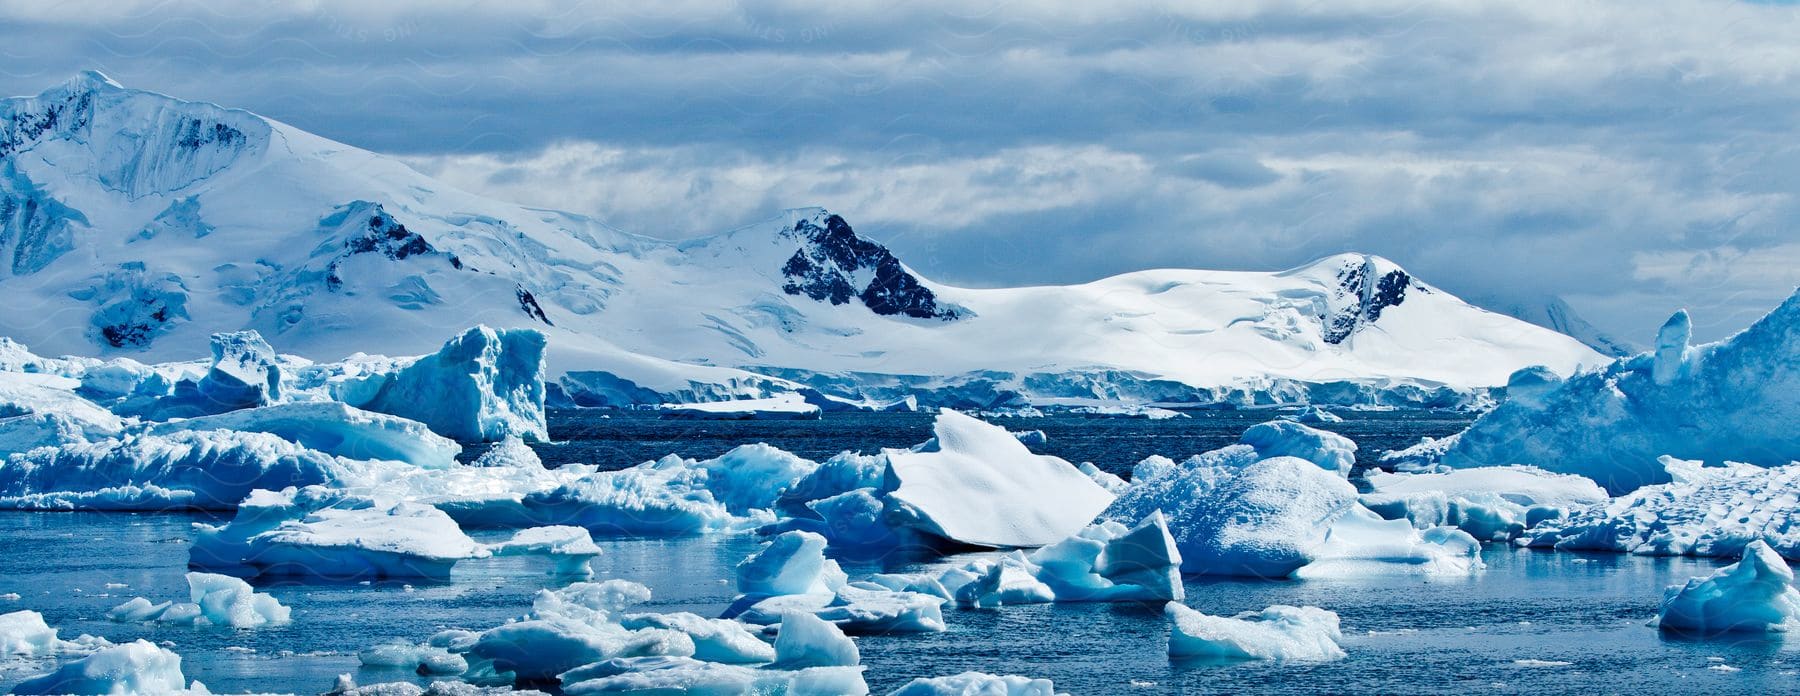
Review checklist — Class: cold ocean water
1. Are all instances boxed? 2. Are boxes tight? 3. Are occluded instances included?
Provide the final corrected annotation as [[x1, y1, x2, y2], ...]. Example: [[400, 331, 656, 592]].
[[1, 411, 1795, 695]]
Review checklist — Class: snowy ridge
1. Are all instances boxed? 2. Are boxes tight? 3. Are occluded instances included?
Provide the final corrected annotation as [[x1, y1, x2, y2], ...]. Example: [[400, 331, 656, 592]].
[[0, 74, 1603, 407]]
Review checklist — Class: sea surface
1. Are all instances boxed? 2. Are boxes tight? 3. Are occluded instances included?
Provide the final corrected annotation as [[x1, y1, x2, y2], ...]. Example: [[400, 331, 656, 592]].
[[1, 411, 1794, 695]]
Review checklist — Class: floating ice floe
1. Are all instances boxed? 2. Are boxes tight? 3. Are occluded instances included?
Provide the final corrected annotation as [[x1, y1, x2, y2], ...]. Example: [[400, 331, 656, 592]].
[[1282, 405, 1344, 424], [1423, 291, 1800, 494], [1654, 541, 1800, 635], [557, 656, 868, 696], [11, 639, 205, 695], [1521, 458, 1800, 560], [1021, 512, 1184, 603], [358, 639, 469, 676], [1165, 602, 1345, 662], [883, 410, 1115, 548], [1108, 421, 1480, 577], [0, 610, 103, 657], [725, 531, 947, 633], [520, 443, 816, 536], [659, 393, 822, 420], [328, 673, 542, 696], [772, 611, 860, 668], [887, 671, 1068, 696], [143, 401, 460, 469], [485, 525, 602, 577], [107, 572, 290, 627], [191, 486, 482, 580], [1361, 466, 1608, 542]]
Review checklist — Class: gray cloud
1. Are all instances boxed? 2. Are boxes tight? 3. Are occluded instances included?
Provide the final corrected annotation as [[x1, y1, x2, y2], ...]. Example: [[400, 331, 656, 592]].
[[3, 0, 1798, 341]]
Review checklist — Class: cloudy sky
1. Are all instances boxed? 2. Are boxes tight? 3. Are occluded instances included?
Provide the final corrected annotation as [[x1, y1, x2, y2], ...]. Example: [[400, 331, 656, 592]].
[[5, 0, 1798, 342]]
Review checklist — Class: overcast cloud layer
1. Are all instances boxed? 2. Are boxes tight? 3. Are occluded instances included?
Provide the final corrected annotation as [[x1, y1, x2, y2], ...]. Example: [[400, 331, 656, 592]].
[[4, 0, 1798, 341]]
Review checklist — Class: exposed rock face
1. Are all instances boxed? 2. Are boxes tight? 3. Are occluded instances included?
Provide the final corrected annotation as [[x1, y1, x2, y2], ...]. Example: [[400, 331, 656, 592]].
[[780, 214, 959, 321], [1321, 256, 1420, 344]]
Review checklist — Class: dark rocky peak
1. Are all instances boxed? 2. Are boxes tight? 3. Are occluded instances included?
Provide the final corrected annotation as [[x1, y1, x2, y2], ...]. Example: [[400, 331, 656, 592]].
[[1319, 254, 1425, 344], [778, 212, 960, 321], [319, 201, 461, 290]]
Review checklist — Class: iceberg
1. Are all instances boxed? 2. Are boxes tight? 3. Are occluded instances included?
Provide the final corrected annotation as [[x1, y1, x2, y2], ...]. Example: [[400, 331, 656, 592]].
[[1282, 405, 1343, 424], [952, 553, 1057, 609], [659, 394, 822, 420], [0, 610, 99, 657], [1026, 512, 1184, 602], [1237, 420, 1357, 478], [0, 429, 343, 510], [1521, 458, 1800, 560], [1361, 466, 1608, 541], [191, 486, 482, 580], [1165, 602, 1345, 661], [521, 444, 819, 536], [140, 330, 283, 420], [1293, 507, 1484, 579], [0, 372, 124, 454], [726, 532, 947, 633], [107, 571, 290, 627], [886, 672, 1067, 696], [1431, 292, 1800, 494], [358, 640, 469, 676], [354, 326, 548, 442], [144, 401, 461, 469], [884, 410, 1114, 548], [1654, 541, 1800, 635], [11, 639, 203, 695], [1110, 454, 1356, 577], [616, 613, 774, 664], [772, 611, 860, 668], [465, 580, 695, 682]]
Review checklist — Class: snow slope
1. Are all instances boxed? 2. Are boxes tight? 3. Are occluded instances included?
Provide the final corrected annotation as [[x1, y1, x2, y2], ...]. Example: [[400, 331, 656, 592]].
[[0, 73, 1603, 407]]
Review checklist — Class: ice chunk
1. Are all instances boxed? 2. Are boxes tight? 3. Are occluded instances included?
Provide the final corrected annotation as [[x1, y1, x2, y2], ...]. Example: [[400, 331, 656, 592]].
[[1361, 466, 1607, 541], [1522, 459, 1800, 559], [1165, 602, 1345, 661], [486, 525, 601, 577], [734, 584, 948, 634], [557, 656, 868, 696], [1108, 455, 1356, 577], [1293, 507, 1483, 578], [0, 429, 343, 510], [1237, 421, 1357, 478], [1077, 462, 1129, 494], [359, 640, 469, 675], [472, 435, 541, 468], [145, 401, 460, 469], [0, 610, 94, 657], [773, 611, 860, 668], [887, 672, 1066, 696], [1654, 540, 1800, 634], [616, 613, 775, 664], [107, 572, 290, 627], [190, 486, 481, 580], [953, 553, 1056, 609], [465, 580, 696, 682], [1281, 405, 1343, 424], [1434, 292, 1800, 494], [1029, 512, 1184, 602], [735, 531, 847, 598], [12, 639, 200, 695], [357, 326, 548, 442], [884, 410, 1114, 548], [521, 445, 818, 536], [659, 394, 822, 420]]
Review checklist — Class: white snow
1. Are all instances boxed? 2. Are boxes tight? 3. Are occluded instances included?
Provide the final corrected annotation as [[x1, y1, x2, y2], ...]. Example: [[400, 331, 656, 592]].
[[887, 672, 1067, 696], [1522, 458, 1800, 560], [11, 639, 202, 695], [1655, 541, 1800, 634], [0, 371, 125, 454], [107, 572, 290, 627], [884, 410, 1114, 548], [1165, 602, 1345, 661]]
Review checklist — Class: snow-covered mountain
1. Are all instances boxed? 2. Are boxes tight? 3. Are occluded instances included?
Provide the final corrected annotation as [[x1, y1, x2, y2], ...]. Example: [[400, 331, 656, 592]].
[[0, 72, 1605, 408], [1479, 295, 1641, 357]]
